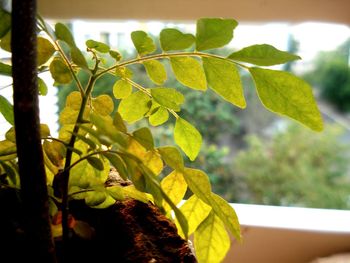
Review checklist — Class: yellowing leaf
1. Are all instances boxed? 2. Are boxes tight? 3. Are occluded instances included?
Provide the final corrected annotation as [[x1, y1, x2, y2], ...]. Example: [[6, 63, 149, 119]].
[[196, 18, 238, 51], [151, 87, 184, 111], [66, 91, 82, 110], [37, 37, 55, 66], [249, 67, 323, 131], [174, 118, 202, 161], [59, 107, 79, 125], [194, 212, 231, 263], [149, 107, 169, 126], [131, 31, 156, 56], [157, 146, 184, 171], [49, 58, 72, 84], [133, 127, 154, 150], [209, 193, 241, 241], [228, 44, 301, 66], [143, 151, 163, 176], [202, 57, 246, 108], [115, 66, 133, 79], [92, 95, 114, 116], [176, 195, 211, 237], [113, 112, 127, 133], [113, 79, 132, 99], [183, 168, 211, 203], [38, 77, 48, 96], [160, 28, 195, 51], [143, 60, 167, 85], [161, 170, 187, 212], [122, 185, 152, 203], [118, 91, 151, 123], [170, 57, 207, 91]]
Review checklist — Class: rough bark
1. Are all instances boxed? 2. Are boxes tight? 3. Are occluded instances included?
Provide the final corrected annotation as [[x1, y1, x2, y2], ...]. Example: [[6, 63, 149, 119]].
[[11, 0, 56, 262]]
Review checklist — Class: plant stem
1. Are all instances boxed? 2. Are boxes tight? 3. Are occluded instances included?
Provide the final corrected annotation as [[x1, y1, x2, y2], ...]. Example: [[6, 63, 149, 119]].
[[96, 51, 249, 77]]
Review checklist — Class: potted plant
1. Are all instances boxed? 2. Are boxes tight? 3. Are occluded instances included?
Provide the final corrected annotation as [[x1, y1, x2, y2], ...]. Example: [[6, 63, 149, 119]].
[[0, 1, 323, 262]]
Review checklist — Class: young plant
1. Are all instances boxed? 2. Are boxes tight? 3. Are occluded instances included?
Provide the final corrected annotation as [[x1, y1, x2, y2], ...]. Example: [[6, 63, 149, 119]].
[[0, 10, 323, 263]]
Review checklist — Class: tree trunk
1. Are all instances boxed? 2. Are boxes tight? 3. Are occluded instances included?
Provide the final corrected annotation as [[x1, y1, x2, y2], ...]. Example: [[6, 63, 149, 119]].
[[11, 0, 56, 261]]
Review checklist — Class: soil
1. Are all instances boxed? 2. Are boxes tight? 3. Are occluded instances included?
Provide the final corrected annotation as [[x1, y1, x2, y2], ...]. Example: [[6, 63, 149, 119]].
[[0, 170, 196, 263]]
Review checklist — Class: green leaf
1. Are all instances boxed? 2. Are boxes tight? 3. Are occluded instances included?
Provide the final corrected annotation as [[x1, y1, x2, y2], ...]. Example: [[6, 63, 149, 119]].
[[157, 146, 184, 171], [103, 152, 128, 180], [228, 44, 301, 66], [55, 23, 75, 47], [113, 112, 127, 133], [170, 57, 207, 91], [107, 185, 125, 200], [71, 46, 88, 69], [183, 168, 211, 203], [37, 37, 56, 66], [73, 133, 97, 149], [160, 28, 195, 51], [0, 30, 10, 52], [176, 195, 211, 237], [113, 79, 132, 99], [86, 39, 110, 53], [87, 156, 104, 171], [122, 185, 151, 203], [161, 170, 187, 212], [118, 91, 151, 123], [92, 95, 114, 116], [0, 140, 16, 157], [0, 161, 18, 186], [196, 18, 238, 51], [151, 87, 184, 111], [49, 58, 72, 84], [133, 127, 154, 150], [40, 124, 51, 138], [209, 193, 241, 241], [174, 118, 202, 161], [0, 95, 13, 125], [131, 31, 156, 56], [149, 107, 169, 126], [38, 77, 48, 96], [0, 61, 11, 76], [85, 190, 107, 206], [5, 127, 15, 142], [0, 8, 11, 38], [203, 57, 246, 108], [109, 50, 122, 61], [249, 67, 323, 131], [143, 60, 167, 85], [194, 211, 231, 263]]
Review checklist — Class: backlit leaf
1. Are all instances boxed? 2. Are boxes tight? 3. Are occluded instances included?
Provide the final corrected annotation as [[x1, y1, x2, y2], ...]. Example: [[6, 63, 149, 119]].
[[174, 118, 202, 161], [87, 156, 104, 171], [0, 8, 11, 38], [160, 28, 195, 51], [40, 124, 51, 138], [143, 60, 167, 85], [118, 91, 151, 123], [86, 39, 110, 53], [66, 91, 82, 110], [55, 23, 75, 47], [143, 151, 163, 176], [176, 195, 211, 237], [103, 152, 128, 180], [131, 31, 156, 56], [249, 67, 323, 131], [122, 185, 151, 203], [0, 61, 11, 76], [209, 193, 241, 241], [151, 87, 184, 111], [115, 67, 133, 79], [113, 79, 132, 99], [50, 58, 72, 84], [170, 57, 207, 91], [113, 112, 127, 133], [196, 18, 238, 51], [0, 140, 16, 157], [0, 30, 10, 52], [109, 50, 122, 61], [157, 146, 184, 171], [0, 95, 13, 125], [161, 170, 187, 212], [194, 212, 231, 263], [149, 107, 169, 126], [228, 44, 301, 66], [107, 185, 125, 200], [43, 140, 65, 167], [71, 46, 88, 69], [5, 127, 15, 142], [37, 37, 56, 66], [183, 168, 211, 203], [59, 107, 79, 125], [85, 190, 107, 206], [202, 57, 246, 108], [38, 77, 48, 96], [133, 127, 154, 150], [92, 95, 114, 116]]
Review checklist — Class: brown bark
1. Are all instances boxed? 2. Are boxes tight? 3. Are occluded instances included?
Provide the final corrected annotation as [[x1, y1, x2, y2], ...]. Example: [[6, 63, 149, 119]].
[[11, 0, 56, 262]]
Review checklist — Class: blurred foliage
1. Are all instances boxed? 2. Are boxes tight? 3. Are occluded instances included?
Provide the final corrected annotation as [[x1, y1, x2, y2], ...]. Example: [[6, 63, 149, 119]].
[[232, 123, 350, 209], [304, 38, 350, 112]]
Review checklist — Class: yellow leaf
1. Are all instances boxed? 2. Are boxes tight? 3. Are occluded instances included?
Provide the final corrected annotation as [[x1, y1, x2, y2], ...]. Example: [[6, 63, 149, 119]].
[[161, 170, 187, 212]]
